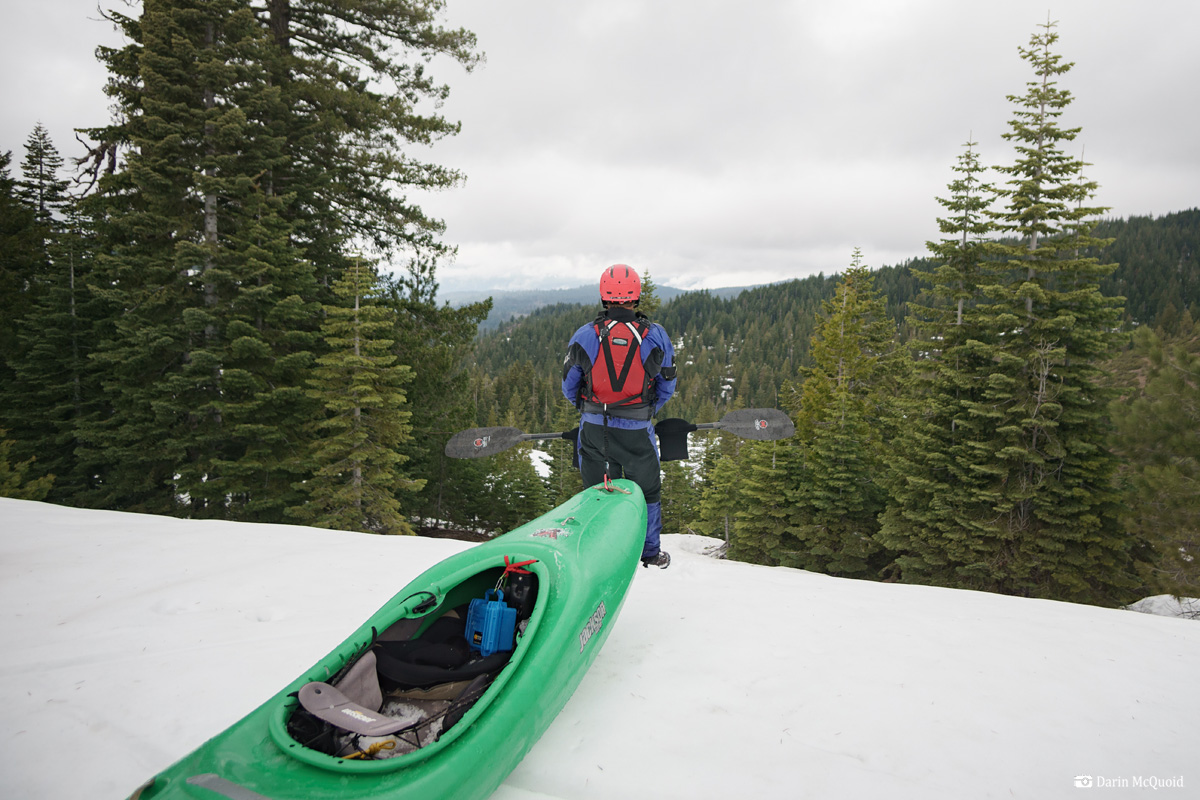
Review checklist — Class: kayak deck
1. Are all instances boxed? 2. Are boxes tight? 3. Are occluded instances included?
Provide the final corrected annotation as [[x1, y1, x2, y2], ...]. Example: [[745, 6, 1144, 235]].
[[129, 480, 647, 800]]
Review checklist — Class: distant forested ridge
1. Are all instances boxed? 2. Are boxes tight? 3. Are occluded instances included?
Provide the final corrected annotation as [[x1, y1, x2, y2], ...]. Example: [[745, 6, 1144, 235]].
[[1095, 210, 1200, 324], [471, 209, 1199, 426], [443, 282, 752, 330]]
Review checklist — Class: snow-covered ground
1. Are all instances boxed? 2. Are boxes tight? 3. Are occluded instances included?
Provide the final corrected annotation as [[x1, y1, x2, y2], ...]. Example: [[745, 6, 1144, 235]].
[[1127, 594, 1199, 620], [2, 497, 1197, 799]]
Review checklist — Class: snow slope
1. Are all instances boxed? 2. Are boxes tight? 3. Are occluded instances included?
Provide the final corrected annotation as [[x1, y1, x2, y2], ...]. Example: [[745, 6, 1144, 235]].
[[1, 497, 1196, 799]]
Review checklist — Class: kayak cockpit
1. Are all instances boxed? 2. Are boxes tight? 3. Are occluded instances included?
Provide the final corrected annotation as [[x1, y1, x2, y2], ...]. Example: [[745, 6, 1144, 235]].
[[279, 562, 540, 766]]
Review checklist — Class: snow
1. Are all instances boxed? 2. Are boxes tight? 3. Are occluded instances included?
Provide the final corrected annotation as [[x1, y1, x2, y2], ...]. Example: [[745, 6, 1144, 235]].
[[1127, 595, 1200, 620], [530, 447, 551, 479], [2, 498, 1198, 800]]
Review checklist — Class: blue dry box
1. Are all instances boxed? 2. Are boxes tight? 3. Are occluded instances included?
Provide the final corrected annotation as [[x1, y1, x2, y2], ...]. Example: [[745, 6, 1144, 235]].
[[465, 589, 517, 657]]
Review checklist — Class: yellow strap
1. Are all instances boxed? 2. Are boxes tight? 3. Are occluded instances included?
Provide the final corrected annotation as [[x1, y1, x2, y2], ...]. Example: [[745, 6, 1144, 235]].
[[343, 740, 397, 759]]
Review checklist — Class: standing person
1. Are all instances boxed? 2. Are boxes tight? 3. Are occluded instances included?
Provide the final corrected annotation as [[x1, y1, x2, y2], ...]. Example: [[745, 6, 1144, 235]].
[[562, 264, 677, 568]]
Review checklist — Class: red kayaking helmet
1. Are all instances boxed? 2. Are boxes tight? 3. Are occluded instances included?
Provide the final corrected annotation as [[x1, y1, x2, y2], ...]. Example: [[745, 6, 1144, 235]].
[[599, 264, 641, 305]]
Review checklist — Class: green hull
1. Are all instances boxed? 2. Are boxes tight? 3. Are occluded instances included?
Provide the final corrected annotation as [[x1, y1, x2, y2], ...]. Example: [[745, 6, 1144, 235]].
[[130, 481, 647, 800]]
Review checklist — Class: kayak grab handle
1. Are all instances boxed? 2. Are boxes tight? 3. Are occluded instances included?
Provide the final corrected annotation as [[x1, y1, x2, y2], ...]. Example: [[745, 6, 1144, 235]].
[[402, 591, 438, 615]]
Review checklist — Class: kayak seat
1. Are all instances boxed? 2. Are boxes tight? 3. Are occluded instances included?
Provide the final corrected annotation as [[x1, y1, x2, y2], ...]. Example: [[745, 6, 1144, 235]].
[[295, 647, 495, 757], [299, 666, 409, 737], [373, 611, 513, 689]]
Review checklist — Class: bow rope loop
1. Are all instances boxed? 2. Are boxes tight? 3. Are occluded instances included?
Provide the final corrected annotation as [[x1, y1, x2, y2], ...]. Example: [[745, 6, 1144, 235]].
[[600, 474, 632, 494], [503, 555, 538, 576], [497, 555, 539, 592]]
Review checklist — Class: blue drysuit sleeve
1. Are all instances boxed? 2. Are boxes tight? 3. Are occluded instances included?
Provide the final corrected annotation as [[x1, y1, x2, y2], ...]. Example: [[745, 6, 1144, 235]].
[[562, 323, 599, 405], [646, 323, 676, 413]]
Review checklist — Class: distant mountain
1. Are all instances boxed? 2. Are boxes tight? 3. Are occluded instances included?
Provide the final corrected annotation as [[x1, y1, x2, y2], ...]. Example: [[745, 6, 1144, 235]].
[[441, 284, 757, 330]]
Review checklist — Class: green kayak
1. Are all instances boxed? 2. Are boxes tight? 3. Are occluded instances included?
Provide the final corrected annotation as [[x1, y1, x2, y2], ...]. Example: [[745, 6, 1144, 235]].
[[129, 480, 647, 800]]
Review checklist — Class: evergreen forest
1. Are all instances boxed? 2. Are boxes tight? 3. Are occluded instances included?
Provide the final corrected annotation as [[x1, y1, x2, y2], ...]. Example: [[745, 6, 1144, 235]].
[[2, 9, 1197, 609]]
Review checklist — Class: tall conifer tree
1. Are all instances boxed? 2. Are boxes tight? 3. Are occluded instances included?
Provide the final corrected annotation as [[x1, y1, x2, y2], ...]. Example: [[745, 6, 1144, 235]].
[[780, 253, 898, 577], [728, 436, 794, 565], [73, 0, 476, 517], [978, 19, 1133, 603], [381, 267, 493, 528], [0, 152, 42, 388], [292, 260, 423, 533], [885, 20, 1136, 604], [4, 129, 101, 500], [78, 0, 318, 514], [17, 124, 71, 227], [880, 141, 1002, 582]]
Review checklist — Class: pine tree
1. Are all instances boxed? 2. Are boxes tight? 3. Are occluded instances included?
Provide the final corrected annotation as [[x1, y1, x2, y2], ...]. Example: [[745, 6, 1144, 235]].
[[0, 429, 54, 502], [16, 123, 71, 227], [729, 436, 794, 565], [883, 20, 1137, 604], [879, 140, 1002, 584], [291, 260, 423, 533], [660, 458, 701, 536], [75, 0, 476, 518], [542, 397, 582, 508], [77, 0, 321, 514], [922, 140, 993, 330], [380, 264, 493, 528], [0, 152, 42, 387], [974, 18, 1135, 604], [640, 270, 663, 317], [703, 443, 752, 557], [164, 0, 329, 519], [780, 252, 898, 578], [259, 0, 480, 277], [1109, 325, 1199, 597], [199, 189, 324, 521], [472, 399, 551, 533], [3, 128, 102, 501]]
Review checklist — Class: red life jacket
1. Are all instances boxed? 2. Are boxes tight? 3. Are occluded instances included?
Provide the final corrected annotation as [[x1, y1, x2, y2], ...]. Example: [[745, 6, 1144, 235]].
[[585, 316, 653, 415]]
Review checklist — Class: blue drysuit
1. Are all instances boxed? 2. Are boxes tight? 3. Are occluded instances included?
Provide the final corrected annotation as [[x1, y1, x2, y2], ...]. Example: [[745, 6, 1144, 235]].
[[562, 307, 677, 559]]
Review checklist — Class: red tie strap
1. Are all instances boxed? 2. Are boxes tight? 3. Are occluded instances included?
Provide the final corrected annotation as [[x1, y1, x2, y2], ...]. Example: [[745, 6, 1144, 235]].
[[502, 555, 537, 578]]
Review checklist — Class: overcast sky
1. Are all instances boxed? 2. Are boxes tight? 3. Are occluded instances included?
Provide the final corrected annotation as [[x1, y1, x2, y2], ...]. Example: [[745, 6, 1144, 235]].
[[3, 1, 1198, 293]]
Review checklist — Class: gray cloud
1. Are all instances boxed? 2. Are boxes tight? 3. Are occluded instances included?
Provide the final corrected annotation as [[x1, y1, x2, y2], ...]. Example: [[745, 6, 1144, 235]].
[[4, 0, 1197, 293], [419, 0, 1200, 291]]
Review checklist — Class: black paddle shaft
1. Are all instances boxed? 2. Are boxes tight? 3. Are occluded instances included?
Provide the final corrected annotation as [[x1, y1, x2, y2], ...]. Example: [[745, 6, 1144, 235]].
[[444, 427, 576, 459], [444, 408, 793, 460]]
